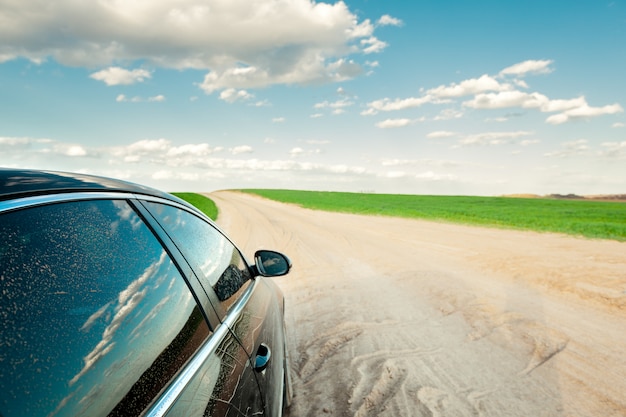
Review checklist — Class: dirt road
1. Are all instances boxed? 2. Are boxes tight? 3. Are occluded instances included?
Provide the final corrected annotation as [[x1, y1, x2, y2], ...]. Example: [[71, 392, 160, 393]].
[[209, 191, 626, 417]]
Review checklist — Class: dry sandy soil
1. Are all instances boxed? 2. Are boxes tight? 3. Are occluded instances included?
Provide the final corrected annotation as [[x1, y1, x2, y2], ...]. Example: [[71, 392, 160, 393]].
[[209, 191, 626, 417]]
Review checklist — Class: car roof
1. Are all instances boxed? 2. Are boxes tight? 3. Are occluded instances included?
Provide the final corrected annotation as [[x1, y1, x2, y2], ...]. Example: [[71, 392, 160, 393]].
[[0, 168, 179, 202]]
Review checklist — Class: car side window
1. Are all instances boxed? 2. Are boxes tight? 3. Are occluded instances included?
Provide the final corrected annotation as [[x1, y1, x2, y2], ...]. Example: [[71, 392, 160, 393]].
[[0, 200, 211, 417], [142, 201, 252, 312]]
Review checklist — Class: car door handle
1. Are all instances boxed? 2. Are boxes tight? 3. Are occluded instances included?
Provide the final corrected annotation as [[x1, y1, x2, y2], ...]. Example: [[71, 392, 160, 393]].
[[254, 343, 271, 372]]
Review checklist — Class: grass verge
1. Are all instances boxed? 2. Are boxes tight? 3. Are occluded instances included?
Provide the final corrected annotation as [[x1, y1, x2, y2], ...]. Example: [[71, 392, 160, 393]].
[[172, 192, 218, 220], [240, 189, 626, 242]]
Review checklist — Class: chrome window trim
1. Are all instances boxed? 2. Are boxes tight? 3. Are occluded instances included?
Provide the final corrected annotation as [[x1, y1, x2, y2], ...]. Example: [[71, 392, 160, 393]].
[[145, 279, 258, 416], [0, 192, 203, 218], [145, 320, 232, 417], [0, 192, 140, 213], [222, 277, 256, 329], [133, 194, 201, 213]]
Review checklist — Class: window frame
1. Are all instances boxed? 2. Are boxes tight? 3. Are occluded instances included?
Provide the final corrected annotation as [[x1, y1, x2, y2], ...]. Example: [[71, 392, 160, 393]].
[[135, 196, 259, 323]]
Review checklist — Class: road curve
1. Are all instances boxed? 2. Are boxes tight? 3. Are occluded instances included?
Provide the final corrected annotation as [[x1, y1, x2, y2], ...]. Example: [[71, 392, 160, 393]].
[[208, 190, 626, 417]]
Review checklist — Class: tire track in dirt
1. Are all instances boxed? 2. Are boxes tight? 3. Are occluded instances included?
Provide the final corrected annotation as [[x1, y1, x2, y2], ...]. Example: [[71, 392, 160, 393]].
[[298, 323, 364, 382]]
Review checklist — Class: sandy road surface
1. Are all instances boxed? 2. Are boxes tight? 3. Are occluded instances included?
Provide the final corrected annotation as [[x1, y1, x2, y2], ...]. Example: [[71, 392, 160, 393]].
[[209, 191, 626, 417]]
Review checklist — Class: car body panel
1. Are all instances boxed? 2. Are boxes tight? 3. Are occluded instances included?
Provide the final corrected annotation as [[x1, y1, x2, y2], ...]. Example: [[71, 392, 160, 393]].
[[230, 278, 287, 417]]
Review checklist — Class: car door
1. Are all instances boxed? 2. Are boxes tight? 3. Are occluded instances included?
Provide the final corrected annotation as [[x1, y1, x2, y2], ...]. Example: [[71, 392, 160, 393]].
[[140, 199, 286, 417]]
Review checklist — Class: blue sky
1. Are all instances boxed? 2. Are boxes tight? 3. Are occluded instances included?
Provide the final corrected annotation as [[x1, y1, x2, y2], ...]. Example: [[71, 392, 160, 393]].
[[1, 0, 625, 195]]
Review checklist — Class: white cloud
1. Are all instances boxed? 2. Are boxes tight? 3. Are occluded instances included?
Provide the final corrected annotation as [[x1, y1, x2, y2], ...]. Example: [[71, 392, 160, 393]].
[[600, 141, 626, 158], [198, 58, 363, 93], [289, 147, 304, 157], [361, 60, 621, 127], [90, 67, 151, 86], [381, 159, 410, 167], [434, 109, 463, 120], [310, 113, 323, 118], [231, 145, 253, 155], [361, 37, 388, 54], [363, 75, 508, 115], [377, 15, 403, 27], [360, 108, 378, 116], [0, 136, 32, 148], [109, 138, 223, 164], [463, 91, 548, 109], [365, 96, 434, 114], [153, 170, 202, 182], [167, 143, 219, 157], [37, 141, 96, 157], [538, 96, 587, 112], [544, 139, 590, 157], [612, 122, 625, 128], [219, 88, 253, 103], [251, 99, 271, 107], [375, 118, 414, 129], [0, 53, 17, 63], [117, 94, 129, 102], [384, 171, 407, 179], [546, 103, 623, 125], [486, 116, 509, 123], [3, 134, 532, 194], [513, 79, 529, 89], [272, 117, 286, 123], [111, 139, 170, 162], [362, 59, 625, 135], [1, 136, 98, 160], [288, 147, 322, 157], [499, 59, 554, 77], [381, 158, 458, 168], [328, 164, 365, 174], [427, 74, 510, 98], [458, 131, 533, 146], [314, 98, 354, 110], [463, 91, 622, 124], [116, 94, 165, 103], [53, 144, 89, 157], [314, 98, 354, 115], [2, 0, 391, 93], [427, 131, 456, 139], [415, 171, 458, 181]]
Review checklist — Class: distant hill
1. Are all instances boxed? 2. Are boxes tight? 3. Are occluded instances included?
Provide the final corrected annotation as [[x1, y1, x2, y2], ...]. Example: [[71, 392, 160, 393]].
[[585, 194, 626, 202], [504, 194, 626, 202]]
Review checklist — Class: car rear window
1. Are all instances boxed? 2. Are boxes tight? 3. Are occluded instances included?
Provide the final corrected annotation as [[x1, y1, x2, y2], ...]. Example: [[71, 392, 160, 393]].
[[0, 199, 211, 417]]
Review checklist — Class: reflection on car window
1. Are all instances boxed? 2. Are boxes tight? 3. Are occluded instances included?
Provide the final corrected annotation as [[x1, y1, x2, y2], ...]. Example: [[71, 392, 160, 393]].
[[0, 200, 211, 417], [142, 202, 251, 311]]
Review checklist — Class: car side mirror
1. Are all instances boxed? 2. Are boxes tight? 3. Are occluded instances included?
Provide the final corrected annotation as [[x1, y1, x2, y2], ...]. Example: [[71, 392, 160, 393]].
[[254, 250, 292, 277]]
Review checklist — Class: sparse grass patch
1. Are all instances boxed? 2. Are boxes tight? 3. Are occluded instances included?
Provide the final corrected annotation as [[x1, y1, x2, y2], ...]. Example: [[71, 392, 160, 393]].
[[240, 189, 626, 241], [172, 192, 218, 220]]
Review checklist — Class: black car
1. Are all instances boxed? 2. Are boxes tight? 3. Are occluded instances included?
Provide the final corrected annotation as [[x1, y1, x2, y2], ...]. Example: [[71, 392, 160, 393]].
[[0, 169, 292, 417]]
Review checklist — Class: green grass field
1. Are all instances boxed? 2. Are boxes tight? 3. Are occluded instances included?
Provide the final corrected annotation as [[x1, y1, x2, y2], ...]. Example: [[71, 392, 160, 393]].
[[239, 189, 626, 242], [172, 192, 218, 220]]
